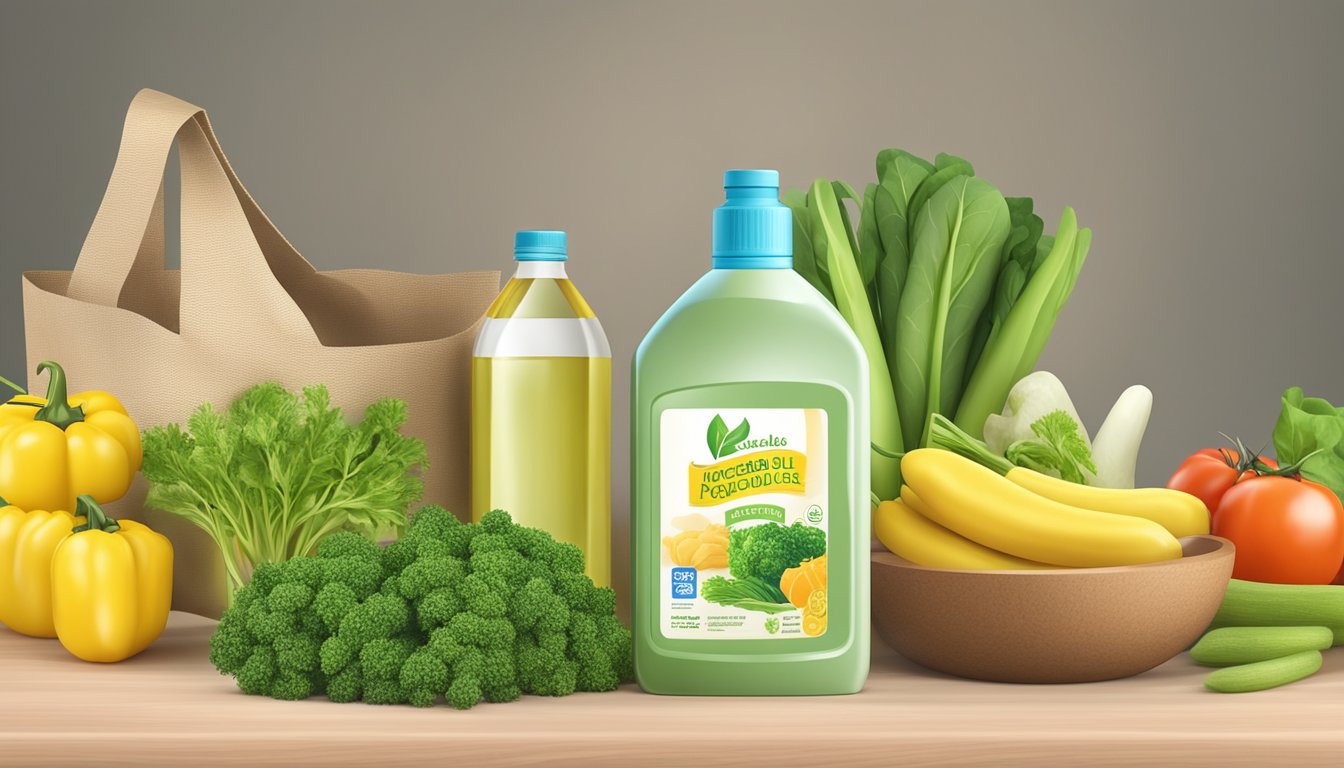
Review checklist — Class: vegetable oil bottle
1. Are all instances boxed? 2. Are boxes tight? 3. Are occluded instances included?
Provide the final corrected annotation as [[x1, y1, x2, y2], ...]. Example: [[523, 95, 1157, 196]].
[[472, 230, 611, 586], [632, 171, 870, 695]]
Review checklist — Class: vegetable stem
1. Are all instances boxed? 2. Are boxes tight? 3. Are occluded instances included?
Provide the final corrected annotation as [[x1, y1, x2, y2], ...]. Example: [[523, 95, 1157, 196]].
[[32, 361, 86, 430]]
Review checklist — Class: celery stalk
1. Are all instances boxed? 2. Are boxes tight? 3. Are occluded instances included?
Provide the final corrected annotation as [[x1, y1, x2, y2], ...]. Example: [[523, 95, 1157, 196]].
[[811, 180, 904, 500]]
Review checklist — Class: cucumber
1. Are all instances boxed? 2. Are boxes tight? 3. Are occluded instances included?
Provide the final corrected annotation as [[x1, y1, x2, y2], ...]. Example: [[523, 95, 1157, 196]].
[[1208, 579, 1344, 647], [1190, 626, 1334, 666], [1203, 650, 1323, 693]]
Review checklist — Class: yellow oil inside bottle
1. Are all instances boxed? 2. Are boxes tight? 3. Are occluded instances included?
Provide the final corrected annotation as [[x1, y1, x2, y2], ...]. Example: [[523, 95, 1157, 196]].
[[471, 355, 611, 586]]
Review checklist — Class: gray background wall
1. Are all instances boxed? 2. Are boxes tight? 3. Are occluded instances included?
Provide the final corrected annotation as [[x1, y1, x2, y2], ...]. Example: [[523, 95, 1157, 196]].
[[3, 0, 1342, 607]]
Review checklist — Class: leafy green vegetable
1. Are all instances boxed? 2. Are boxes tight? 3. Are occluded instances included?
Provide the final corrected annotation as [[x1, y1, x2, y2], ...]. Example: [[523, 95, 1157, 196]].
[[727, 521, 826, 584], [141, 382, 427, 600], [702, 575, 793, 614], [764, 616, 781, 634], [788, 148, 1088, 498], [895, 175, 1010, 448], [1273, 387, 1344, 505], [209, 508, 632, 709], [955, 208, 1090, 437], [1004, 410, 1098, 484]]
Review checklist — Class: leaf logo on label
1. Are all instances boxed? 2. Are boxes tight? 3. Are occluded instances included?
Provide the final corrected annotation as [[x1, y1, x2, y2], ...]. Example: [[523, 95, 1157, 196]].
[[706, 414, 750, 460]]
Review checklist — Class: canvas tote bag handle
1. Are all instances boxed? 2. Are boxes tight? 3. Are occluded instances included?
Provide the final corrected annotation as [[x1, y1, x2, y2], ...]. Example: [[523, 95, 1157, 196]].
[[66, 89, 321, 347]]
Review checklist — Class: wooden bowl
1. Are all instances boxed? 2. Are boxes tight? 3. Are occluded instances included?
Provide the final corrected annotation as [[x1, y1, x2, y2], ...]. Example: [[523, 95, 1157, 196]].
[[871, 535, 1235, 683]]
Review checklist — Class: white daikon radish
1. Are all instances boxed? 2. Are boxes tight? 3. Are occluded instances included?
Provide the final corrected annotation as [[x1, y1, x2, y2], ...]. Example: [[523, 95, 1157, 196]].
[[1090, 385, 1153, 488]]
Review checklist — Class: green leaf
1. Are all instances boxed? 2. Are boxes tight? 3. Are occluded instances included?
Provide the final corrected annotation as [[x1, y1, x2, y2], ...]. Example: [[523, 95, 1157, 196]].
[[1004, 409, 1097, 484], [872, 150, 934, 404], [783, 189, 832, 303], [722, 418, 750, 458], [954, 208, 1087, 439], [829, 181, 871, 288], [707, 414, 748, 459], [905, 153, 974, 239], [138, 382, 427, 594], [894, 175, 1010, 448], [1273, 387, 1344, 504], [706, 414, 727, 459]]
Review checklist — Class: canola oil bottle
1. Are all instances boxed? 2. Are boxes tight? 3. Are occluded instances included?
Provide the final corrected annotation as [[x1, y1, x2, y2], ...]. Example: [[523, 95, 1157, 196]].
[[631, 170, 870, 695], [472, 230, 612, 586]]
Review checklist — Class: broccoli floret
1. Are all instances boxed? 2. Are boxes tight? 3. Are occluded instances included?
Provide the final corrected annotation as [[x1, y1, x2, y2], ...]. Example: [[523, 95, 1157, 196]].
[[326, 662, 363, 703], [397, 556, 466, 600], [208, 613, 253, 675], [379, 538, 418, 578], [313, 581, 358, 634], [282, 556, 328, 592], [236, 648, 276, 696], [323, 556, 385, 600], [533, 659, 578, 698], [267, 582, 314, 613], [415, 586, 464, 633], [361, 636, 418, 681], [246, 605, 297, 645], [319, 635, 356, 676], [426, 626, 468, 664], [728, 522, 826, 583], [316, 531, 381, 562], [470, 549, 532, 591], [548, 542, 586, 576], [247, 562, 284, 596], [510, 577, 564, 633], [406, 505, 461, 541], [446, 675, 482, 711], [460, 573, 508, 619], [441, 524, 477, 559], [274, 633, 321, 674], [337, 592, 410, 648], [270, 671, 315, 701], [478, 508, 513, 533], [363, 679, 406, 706], [400, 648, 448, 708]]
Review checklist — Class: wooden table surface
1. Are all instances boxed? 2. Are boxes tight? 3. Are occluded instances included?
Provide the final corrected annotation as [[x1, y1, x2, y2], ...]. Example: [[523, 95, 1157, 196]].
[[2, 612, 1340, 767]]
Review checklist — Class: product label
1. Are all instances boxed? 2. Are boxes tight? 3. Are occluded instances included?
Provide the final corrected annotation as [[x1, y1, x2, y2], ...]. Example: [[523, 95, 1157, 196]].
[[659, 408, 828, 639]]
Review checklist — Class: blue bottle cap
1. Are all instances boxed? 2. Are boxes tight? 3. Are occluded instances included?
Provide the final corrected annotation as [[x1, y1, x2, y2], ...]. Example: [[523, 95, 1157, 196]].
[[514, 230, 568, 261], [712, 169, 791, 269]]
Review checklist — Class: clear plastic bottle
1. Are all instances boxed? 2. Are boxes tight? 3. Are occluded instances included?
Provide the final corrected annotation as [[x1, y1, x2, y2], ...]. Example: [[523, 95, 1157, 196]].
[[472, 230, 612, 586], [632, 171, 870, 695]]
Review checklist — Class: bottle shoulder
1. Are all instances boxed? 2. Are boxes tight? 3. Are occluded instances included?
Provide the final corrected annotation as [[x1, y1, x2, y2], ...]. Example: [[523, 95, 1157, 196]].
[[634, 269, 865, 380]]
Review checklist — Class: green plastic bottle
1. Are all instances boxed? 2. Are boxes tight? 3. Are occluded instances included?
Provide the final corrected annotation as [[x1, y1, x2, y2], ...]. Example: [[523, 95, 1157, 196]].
[[632, 170, 870, 695]]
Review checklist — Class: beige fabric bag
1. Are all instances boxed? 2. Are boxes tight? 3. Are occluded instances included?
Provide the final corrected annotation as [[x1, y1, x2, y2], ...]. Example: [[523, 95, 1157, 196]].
[[22, 89, 499, 618]]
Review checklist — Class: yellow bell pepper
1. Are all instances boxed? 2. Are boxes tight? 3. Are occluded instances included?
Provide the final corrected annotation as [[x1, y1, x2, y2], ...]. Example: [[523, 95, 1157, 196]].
[[51, 495, 173, 662], [0, 361, 141, 513], [0, 499, 76, 637]]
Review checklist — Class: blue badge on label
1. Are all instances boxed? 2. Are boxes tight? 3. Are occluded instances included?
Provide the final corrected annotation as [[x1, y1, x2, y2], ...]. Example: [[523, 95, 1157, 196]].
[[670, 567, 697, 599]]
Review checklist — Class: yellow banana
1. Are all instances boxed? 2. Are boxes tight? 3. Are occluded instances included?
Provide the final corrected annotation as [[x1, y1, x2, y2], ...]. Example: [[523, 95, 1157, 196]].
[[901, 449, 1182, 567], [874, 497, 1047, 570], [1004, 467, 1210, 538]]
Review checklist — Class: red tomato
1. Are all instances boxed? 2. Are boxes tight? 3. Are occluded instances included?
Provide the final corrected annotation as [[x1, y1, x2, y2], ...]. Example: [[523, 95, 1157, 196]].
[[1167, 449, 1276, 517], [1212, 475, 1344, 585]]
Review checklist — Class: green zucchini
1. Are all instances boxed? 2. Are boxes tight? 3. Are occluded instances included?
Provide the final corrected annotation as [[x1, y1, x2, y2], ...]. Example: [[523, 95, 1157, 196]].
[[1208, 579, 1344, 647], [1190, 626, 1334, 666], [1203, 650, 1323, 693]]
